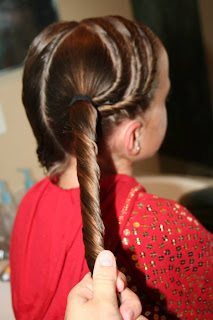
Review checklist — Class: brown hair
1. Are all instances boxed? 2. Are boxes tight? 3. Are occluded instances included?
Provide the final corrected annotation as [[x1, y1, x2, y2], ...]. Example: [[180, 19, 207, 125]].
[[22, 16, 160, 272]]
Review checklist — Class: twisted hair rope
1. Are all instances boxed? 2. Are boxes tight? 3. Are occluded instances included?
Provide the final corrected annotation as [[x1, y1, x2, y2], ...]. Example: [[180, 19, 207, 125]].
[[76, 131, 104, 272], [70, 102, 104, 272]]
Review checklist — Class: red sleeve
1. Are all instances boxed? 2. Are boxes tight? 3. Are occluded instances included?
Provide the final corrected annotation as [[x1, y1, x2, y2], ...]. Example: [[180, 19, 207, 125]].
[[116, 191, 213, 319], [10, 179, 89, 320]]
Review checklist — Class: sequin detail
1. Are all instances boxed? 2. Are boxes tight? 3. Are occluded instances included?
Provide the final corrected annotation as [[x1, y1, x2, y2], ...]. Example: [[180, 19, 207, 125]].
[[117, 189, 213, 319], [119, 185, 141, 225]]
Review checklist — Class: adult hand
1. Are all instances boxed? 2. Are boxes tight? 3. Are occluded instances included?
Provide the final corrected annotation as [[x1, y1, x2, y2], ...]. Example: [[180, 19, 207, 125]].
[[65, 250, 147, 320]]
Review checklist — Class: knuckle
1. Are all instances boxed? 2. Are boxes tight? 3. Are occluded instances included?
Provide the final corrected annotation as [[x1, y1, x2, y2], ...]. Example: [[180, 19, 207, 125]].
[[94, 276, 116, 287]]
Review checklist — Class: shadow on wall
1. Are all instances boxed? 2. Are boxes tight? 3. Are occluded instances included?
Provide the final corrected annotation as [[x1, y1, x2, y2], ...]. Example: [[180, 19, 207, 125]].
[[131, 0, 213, 174], [180, 187, 213, 233], [0, 0, 58, 71]]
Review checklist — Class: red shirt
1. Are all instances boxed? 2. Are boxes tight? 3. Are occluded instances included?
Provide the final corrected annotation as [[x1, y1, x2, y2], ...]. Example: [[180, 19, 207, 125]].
[[10, 174, 213, 319]]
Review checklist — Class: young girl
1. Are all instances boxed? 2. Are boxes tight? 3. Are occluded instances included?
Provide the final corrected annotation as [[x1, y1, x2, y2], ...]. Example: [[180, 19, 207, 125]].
[[10, 16, 213, 320]]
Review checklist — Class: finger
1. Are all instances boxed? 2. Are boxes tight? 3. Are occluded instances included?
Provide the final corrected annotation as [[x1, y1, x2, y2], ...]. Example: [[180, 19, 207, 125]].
[[119, 287, 142, 320], [65, 273, 93, 320], [116, 270, 127, 293], [92, 250, 117, 303], [68, 272, 93, 302]]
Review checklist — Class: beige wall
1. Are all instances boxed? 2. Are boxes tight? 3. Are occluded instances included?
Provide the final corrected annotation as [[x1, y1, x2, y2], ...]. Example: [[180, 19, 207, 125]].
[[0, 0, 133, 198], [0, 68, 44, 196], [57, 0, 133, 21]]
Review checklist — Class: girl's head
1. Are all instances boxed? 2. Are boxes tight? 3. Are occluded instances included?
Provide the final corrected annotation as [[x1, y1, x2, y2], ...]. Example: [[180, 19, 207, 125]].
[[22, 16, 169, 173], [22, 16, 170, 271]]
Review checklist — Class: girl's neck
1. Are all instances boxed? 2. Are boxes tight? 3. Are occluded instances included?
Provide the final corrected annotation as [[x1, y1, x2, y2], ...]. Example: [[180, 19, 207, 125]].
[[100, 157, 133, 178], [58, 156, 133, 190], [58, 157, 79, 189]]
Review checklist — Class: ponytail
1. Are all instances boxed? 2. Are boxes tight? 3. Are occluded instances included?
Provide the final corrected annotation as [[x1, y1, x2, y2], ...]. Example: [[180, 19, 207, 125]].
[[69, 99, 104, 272]]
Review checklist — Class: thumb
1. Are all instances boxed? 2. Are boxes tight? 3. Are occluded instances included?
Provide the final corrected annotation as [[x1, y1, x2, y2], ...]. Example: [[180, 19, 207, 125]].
[[92, 250, 117, 303]]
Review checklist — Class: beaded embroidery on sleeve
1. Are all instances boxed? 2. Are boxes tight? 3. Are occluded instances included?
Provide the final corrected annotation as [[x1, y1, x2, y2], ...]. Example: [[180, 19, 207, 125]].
[[117, 189, 213, 320]]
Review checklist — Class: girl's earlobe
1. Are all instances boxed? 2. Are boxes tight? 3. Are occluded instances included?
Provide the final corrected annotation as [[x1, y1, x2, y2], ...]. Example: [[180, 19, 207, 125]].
[[135, 140, 141, 153]]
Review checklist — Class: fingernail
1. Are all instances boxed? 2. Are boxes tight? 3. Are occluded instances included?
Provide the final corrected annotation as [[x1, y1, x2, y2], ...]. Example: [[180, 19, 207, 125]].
[[99, 250, 114, 266], [117, 278, 125, 292]]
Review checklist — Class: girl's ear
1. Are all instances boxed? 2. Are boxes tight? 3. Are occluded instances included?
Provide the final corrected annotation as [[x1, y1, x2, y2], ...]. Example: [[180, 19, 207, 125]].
[[123, 121, 142, 155]]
